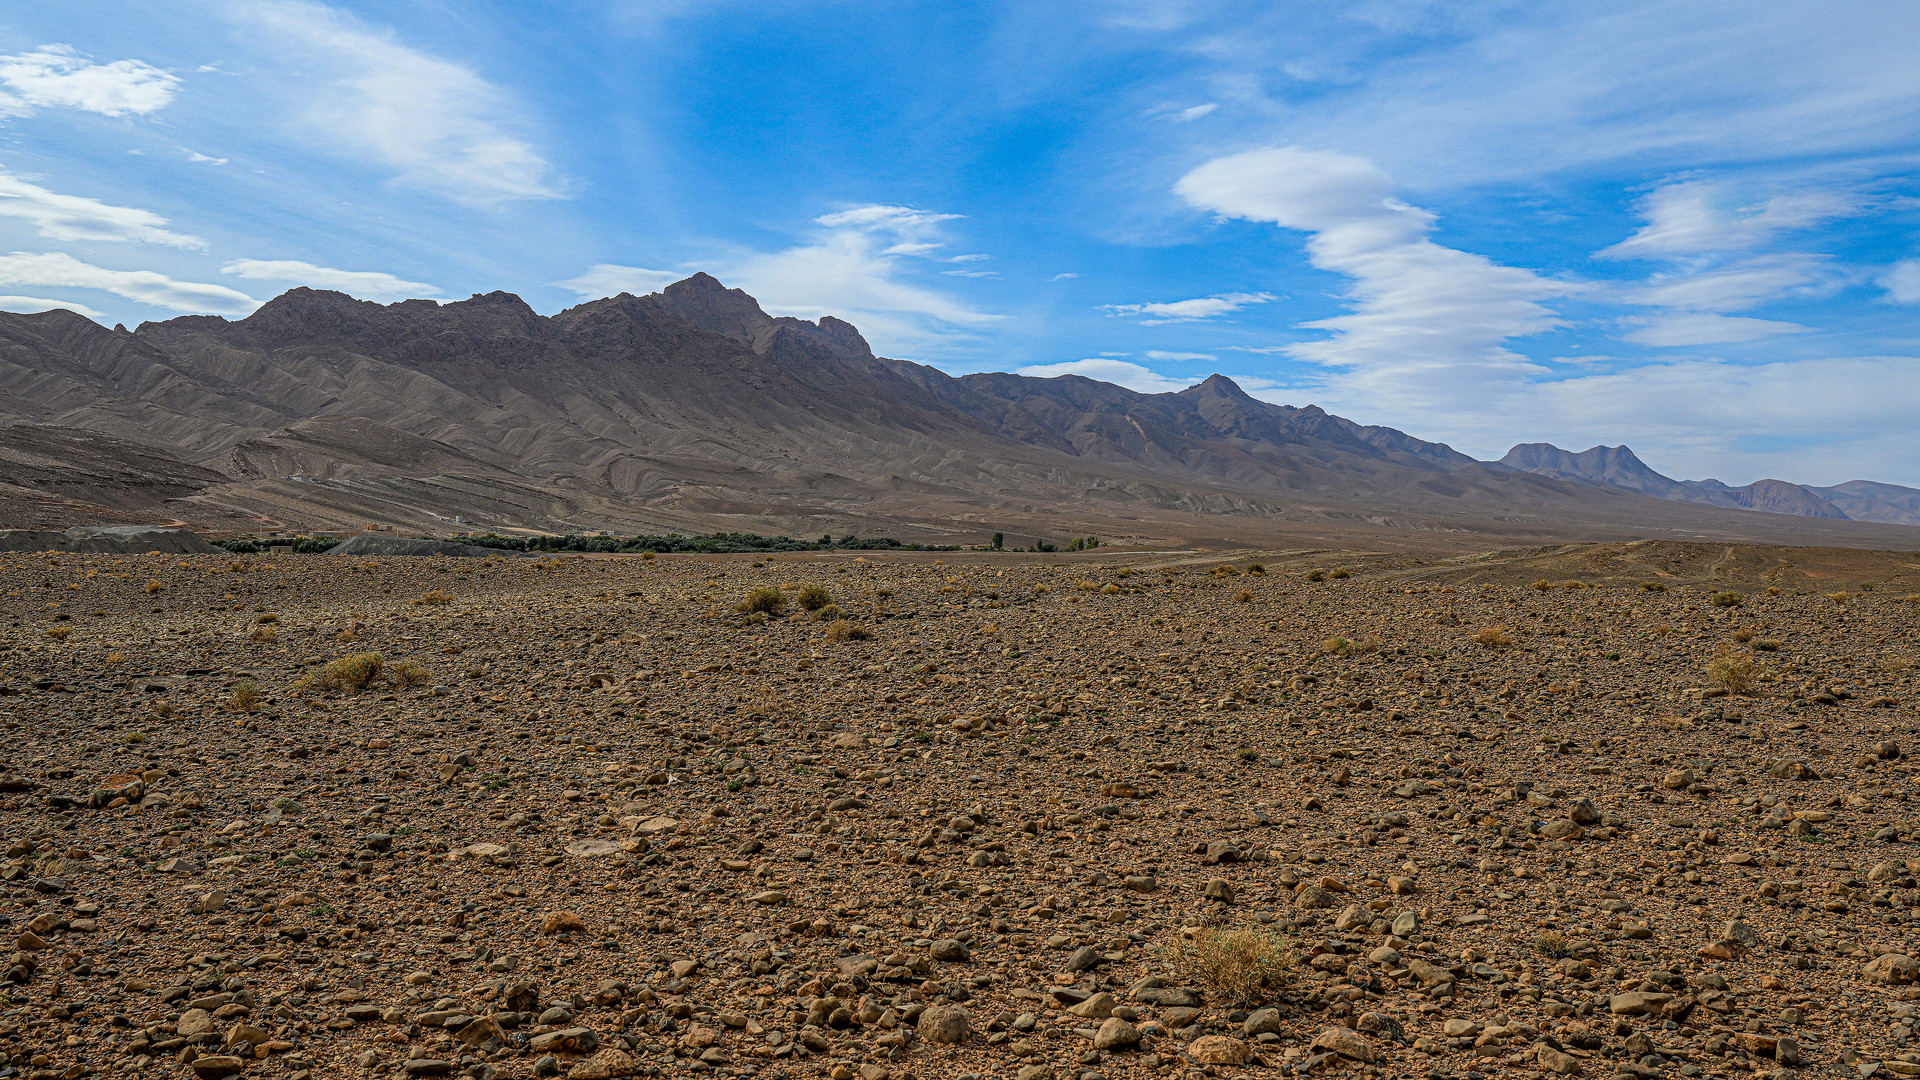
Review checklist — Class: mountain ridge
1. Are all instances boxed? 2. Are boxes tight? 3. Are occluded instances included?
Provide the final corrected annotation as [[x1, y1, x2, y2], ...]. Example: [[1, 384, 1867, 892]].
[[0, 274, 1915, 547], [1496, 442, 1919, 526]]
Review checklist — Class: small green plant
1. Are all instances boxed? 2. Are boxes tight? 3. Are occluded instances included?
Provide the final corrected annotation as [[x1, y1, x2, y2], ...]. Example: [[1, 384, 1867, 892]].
[[1246, 563, 1265, 575], [1711, 591, 1744, 608], [795, 584, 833, 611], [910, 731, 933, 743], [1603, 651, 1621, 661], [228, 680, 261, 712], [814, 603, 846, 622], [1328, 568, 1351, 580], [1304, 568, 1326, 582], [268, 796, 300, 812], [310, 904, 335, 918], [1236, 748, 1260, 762], [726, 778, 746, 792], [1534, 932, 1571, 959]]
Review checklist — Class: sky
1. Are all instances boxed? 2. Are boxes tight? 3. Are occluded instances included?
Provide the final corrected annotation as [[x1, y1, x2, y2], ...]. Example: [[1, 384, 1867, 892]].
[[2, 1, 1919, 487]]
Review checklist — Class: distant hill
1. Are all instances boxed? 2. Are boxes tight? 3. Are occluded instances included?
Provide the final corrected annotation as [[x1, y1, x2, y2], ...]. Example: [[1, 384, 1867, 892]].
[[0, 274, 1916, 549], [1497, 443, 1920, 526]]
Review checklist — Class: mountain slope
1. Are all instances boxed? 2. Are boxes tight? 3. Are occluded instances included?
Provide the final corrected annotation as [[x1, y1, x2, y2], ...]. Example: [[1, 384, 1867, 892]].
[[0, 275, 1915, 548], [1496, 443, 1919, 524]]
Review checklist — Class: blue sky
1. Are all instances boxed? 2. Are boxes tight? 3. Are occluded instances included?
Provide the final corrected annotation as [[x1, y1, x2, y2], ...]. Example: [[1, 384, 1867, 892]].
[[3, 1, 1919, 486]]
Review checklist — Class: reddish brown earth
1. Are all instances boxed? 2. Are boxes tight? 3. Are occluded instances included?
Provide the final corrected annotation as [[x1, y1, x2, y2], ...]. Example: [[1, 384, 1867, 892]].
[[1, 543, 1918, 1080]]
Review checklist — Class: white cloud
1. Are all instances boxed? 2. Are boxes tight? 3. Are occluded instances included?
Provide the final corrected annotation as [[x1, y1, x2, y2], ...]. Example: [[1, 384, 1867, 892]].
[[0, 252, 258, 315], [1879, 260, 1920, 304], [0, 294, 105, 318], [1598, 179, 1863, 260], [1050, 272, 1080, 280], [234, 0, 559, 205], [1145, 350, 1215, 361], [1175, 146, 1574, 406], [1016, 358, 1197, 394], [555, 264, 682, 299], [0, 45, 178, 118], [220, 259, 435, 301], [0, 170, 204, 249], [185, 151, 228, 165], [1497, 355, 1920, 486], [1619, 254, 1843, 312], [1176, 103, 1217, 121], [724, 203, 1002, 354], [1102, 291, 1272, 323], [1621, 313, 1810, 347]]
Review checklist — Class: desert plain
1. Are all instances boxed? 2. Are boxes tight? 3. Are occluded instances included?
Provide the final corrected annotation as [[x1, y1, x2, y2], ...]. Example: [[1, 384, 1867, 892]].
[[1, 539, 1919, 1080]]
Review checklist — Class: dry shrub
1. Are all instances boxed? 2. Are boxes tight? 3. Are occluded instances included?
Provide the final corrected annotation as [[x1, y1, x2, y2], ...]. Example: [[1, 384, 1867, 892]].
[[1473, 626, 1514, 648], [1304, 569, 1327, 582], [1233, 589, 1253, 604], [45, 625, 71, 641], [296, 651, 385, 693], [257, 613, 279, 624], [1077, 579, 1100, 592], [1640, 582, 1667, 592], [1707, 650, 1756, 695], [1731, 627, 1756, 643], [738, 586, 787, 615], [1531, 580, 1552, 592], [1247, 564, 1266, 576], [1826, 591, 1850, 605], [794, 584, 833, 611], [144, 579, 163, 594], [388, 660, 431, 687], [1534, 931, 1571, 959], [1711, 591, 1744, 608], [250, 625, 278, 644], [1752, 638, 1781, 652], [1766, 585, 1781, 596], [228, 680, 260, 712], [413, 590, 452, 606], [814, 603, 846, 622], [1329, 568, 1351, 580], [1166, 924, 1293, 1007], [639, 550, 656, 561], [1101, 583, 1121, 595], [1209, 564, 1239, 578], [825, 620, 872, 642]]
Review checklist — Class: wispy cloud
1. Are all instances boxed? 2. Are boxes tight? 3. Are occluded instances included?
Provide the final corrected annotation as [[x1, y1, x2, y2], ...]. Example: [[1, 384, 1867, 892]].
[[234, 0, 560, 205], [1879, 260, 1920, 305], [1102, 291, 1272, 324], [0, 45, 178, 118], [220, 259, 435, 302], [555, 264, 682, 299], [0, 170, 204, 249], [0, 293, 105, 318], [1144, 349, 1215, 361], [1597, 179, 1864, 261], [1175, 146, 1573, 405], [1620, 312, 1809, 347], [725, 203, 1002, 353], [0, 251, 258, 314], [1016, 358, 1196, 394]]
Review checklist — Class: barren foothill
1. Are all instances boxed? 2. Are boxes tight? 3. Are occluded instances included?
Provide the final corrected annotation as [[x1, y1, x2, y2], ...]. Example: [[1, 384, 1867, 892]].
[[1, 541, 1919, 1080]]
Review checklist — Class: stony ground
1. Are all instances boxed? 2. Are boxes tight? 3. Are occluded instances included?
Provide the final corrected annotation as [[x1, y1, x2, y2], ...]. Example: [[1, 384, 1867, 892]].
[[2, 544, 1919, 1080]]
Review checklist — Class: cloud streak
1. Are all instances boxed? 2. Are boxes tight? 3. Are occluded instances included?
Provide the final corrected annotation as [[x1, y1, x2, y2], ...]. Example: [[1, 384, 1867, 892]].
[[1175, 146, 1574, 404], [1102, 292, 1272, 324], [235, 0, 560, 205], [0, 45, 178, 118], [220, 259, 435, 301], [0, 252, 258, 315], [1016, 358, 1197, 394], [0, 170, 204, 248]]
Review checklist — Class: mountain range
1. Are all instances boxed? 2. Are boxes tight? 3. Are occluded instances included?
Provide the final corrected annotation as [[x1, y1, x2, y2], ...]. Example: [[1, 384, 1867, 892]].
[[1496, 443, 1920, 526], [1, 272, 1915, 549]]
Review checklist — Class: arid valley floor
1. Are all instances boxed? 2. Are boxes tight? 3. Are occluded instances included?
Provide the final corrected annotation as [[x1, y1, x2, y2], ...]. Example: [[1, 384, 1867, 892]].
[[3, 541, 1920, 1080]]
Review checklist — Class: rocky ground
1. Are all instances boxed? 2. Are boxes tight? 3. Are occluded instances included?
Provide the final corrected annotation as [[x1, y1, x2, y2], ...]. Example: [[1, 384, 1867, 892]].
[[1, 543, 1918, 1080]]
